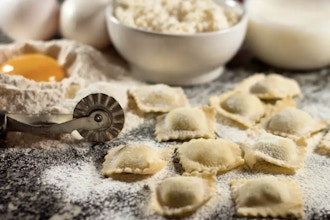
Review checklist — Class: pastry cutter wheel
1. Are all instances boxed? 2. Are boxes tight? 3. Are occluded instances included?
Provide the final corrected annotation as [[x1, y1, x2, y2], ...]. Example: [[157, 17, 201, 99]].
[[0, 93, 125, 142]]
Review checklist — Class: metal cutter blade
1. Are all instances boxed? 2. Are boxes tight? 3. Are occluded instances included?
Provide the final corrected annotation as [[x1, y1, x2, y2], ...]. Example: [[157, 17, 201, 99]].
[[0, 93, 125, 142]]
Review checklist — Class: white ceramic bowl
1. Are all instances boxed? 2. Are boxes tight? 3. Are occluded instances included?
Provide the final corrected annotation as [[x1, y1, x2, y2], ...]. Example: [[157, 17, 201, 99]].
[[105, 0, 247, 85], [245, 0, 330, 70]]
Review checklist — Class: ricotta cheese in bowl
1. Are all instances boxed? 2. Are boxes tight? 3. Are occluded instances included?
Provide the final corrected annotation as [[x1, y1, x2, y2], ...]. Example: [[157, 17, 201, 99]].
[[114, 0, 240, 34], [106, 0, 247, 85], [245, 0, 330, 70]]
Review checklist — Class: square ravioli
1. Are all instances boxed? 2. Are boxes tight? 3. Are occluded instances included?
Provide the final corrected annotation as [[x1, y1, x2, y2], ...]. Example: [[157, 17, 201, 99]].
[[177, 138, 244, 174], [209, 90, 268, 128], [150, 173, 216, 217], [101, 144, 174, 176], [230, 176, 304, 218], [236, 73, 301, 100], [155, 106, 216, 142], [243, 133, 306, 174], [260, 107, 328, 144], [127, 84, 188, 113]]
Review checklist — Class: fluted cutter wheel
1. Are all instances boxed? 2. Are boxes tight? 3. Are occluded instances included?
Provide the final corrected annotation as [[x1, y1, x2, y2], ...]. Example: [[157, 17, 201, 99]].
[[73, 93, 125, 142]]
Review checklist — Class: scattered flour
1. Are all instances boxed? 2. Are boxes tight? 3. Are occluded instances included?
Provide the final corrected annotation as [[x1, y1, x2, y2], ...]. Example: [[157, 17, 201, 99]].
[[215, 123, 248, 143]]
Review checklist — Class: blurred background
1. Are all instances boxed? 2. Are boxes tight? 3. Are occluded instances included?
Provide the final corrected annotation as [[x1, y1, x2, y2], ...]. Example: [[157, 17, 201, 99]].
[[0, 0, 244, 45]]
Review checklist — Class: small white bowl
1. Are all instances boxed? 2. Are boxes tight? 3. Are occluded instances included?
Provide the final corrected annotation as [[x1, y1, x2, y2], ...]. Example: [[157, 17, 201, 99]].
[[105, 0, 247, 85], [245, 0, 330, 70]]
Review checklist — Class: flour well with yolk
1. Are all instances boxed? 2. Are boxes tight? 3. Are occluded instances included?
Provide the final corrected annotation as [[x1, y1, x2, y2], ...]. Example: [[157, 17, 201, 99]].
[[0, 54, 67, 82]]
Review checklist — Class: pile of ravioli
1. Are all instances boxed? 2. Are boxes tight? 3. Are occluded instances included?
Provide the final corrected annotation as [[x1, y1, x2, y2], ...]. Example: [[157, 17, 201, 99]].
[[101, 74, 330, 218]]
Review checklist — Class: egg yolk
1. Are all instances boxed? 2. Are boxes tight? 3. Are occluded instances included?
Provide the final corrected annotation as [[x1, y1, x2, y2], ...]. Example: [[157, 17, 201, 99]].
[[0, 54, 67, 82]]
